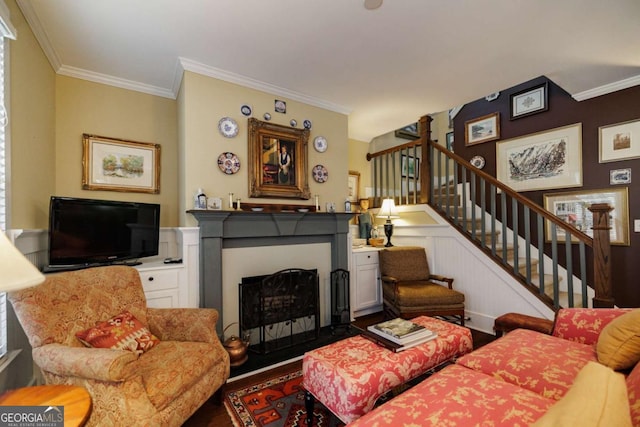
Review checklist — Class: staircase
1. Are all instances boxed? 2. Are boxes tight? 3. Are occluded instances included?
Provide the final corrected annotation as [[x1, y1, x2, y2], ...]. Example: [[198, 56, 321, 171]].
[[366, 114, 615, 312], [435, 184, 582, 307]]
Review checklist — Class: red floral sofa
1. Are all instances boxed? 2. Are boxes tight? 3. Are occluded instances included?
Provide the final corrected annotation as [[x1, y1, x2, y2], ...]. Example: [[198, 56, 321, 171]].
[[349, 308, 640, 426]]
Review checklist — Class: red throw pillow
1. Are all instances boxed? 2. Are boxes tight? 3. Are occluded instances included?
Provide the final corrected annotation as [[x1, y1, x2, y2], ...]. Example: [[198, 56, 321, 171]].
[[76, 310, 160, 353]]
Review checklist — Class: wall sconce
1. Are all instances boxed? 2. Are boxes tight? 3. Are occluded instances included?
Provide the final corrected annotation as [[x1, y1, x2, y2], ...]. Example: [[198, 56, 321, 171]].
[[377, 198, 399, 247]]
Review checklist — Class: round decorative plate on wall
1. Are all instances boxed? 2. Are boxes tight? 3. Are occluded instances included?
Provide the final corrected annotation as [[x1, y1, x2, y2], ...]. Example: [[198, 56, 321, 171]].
[[470, 155, 486, 169], [240, 104, 252, 117], [313, 136, 328, 153], [303, 119, 312, 129], [217, 152, 241, 174], [290, 119, 297, 127], [218, 117, 239, 138], [312, 164, 329, 183]]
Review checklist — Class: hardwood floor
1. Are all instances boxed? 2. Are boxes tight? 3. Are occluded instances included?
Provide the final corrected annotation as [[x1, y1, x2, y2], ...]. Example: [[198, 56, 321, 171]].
[[183, 315, 497, 427]]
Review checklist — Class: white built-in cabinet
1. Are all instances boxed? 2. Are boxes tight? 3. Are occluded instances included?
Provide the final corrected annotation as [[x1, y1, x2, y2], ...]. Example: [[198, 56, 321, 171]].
[[351, 247, 383, 318], [134, 227, 200, 308]]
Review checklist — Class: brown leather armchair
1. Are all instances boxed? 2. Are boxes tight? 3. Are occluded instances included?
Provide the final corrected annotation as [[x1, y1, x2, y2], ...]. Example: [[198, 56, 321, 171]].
[[8, 265, 230, 426], [379, 246, 465, 325]]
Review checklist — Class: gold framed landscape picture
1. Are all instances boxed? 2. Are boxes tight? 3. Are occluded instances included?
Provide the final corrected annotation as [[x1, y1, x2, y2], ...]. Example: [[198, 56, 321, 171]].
[[465, 112, 500, 146], [543, 187, 629, 246], [599, 118, 640, 163], [82, 134, 160, 193]]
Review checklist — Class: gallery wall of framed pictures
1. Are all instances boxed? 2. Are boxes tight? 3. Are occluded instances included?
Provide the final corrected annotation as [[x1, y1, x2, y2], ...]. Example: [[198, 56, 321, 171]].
[[449, 75, 640, 306]]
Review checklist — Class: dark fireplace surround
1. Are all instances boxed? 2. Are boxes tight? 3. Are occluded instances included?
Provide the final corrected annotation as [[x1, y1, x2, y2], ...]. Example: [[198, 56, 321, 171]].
[[188, 210, 353, 335]]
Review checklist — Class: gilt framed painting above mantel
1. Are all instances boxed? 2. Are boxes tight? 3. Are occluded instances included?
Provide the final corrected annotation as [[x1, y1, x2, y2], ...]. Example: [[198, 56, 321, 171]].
[[248, 118, 311, 199], [496, 123, 582, 192]]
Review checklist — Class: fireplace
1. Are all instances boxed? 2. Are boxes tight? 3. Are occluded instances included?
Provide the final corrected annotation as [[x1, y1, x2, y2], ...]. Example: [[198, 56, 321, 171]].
[[188, 210, 353, 336], [240, 268, 320, 354]]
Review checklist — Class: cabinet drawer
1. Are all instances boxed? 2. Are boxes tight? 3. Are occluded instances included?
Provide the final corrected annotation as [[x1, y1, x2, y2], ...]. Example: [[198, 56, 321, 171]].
[[139, 269, 180, 292], [354, 251, 379, 266]]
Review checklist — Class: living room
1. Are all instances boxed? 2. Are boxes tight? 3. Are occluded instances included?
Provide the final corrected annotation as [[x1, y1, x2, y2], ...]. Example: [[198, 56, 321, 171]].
[[2, 1, 640, 425]]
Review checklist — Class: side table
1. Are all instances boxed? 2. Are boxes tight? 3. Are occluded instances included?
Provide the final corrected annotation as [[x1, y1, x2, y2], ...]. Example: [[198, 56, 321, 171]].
[[0, 385, 91, 427]]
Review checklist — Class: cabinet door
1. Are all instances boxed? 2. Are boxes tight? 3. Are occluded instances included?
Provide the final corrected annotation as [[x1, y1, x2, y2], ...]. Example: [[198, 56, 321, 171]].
[[355, 263, 381, 310]]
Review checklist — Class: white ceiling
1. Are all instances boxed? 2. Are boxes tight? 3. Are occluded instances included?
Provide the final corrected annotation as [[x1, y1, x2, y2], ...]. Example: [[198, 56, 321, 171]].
[[16, 0, 640, 142]]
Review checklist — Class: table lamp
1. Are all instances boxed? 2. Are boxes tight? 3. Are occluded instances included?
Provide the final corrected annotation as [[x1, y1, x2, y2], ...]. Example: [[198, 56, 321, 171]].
[[0, 231, 45, 292], [377, 198, 399, 247]]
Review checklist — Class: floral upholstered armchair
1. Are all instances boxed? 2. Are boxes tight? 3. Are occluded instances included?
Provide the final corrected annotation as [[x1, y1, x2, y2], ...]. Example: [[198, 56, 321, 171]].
[[8, 266, 230, 427]]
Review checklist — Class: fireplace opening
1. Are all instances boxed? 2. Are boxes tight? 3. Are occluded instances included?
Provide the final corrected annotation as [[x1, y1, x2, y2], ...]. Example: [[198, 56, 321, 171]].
[[240, 268, 320, 354]]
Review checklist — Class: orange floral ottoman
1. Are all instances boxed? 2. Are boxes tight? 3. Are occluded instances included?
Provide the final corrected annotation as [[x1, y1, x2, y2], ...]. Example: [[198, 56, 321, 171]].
[[302, 316, 473, 424]]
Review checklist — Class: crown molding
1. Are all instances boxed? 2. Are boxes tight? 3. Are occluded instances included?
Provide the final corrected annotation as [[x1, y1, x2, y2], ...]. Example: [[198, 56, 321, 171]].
[[16, 0, 60, 70], [572, 74, 640, 101], [177, 57, 352, 115], [58, 65, 175, 99]]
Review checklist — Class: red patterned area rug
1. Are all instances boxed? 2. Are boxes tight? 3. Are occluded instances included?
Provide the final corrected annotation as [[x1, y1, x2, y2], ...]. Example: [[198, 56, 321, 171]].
[[224, 369, 344, 427]]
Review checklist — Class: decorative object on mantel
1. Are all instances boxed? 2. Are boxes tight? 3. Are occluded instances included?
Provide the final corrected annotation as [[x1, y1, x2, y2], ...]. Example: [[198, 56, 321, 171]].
[[207, 197, 222, 210], [263, 112, 271, 121], [248, 118, 311, 199], [314, 135, 328, 153], [217, 152, 240, 174], [240, 104, 252, 117], [470, 155, 486, 169], [303, 119, 312, 129], [218, 117, 239, 138], [194, 188, 207, 209], [378, 198, 399, 247], [233, 201, 317, 213], [312, 164, 329, 183]]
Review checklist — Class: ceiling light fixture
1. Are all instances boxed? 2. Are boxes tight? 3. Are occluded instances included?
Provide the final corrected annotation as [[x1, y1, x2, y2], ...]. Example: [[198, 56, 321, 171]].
[[364, 0, 383, 10]]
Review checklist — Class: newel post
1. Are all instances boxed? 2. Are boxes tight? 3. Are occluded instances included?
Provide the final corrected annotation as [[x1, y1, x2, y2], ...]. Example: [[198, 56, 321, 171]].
[[589, 203, 615, 308], [419, 115, 431, 204]]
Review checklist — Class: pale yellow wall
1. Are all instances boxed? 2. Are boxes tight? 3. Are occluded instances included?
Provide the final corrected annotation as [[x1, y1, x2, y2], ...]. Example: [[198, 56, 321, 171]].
[[54, 76, 179, 226], [179, 71, 349, 226], [8, 0, 55, 229], [347, 138, 371, 202]]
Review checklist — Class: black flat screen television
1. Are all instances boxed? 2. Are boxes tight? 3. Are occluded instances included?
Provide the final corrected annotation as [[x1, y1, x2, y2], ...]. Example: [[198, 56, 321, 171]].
[[47, 196, 160, 270]]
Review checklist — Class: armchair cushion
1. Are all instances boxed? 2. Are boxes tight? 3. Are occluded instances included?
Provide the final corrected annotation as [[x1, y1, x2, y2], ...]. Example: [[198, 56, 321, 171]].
[[379, 246, 431, 281], [382, 281, 464, 308], [597, 308, 640, 370], [76, 310, 160, 353]]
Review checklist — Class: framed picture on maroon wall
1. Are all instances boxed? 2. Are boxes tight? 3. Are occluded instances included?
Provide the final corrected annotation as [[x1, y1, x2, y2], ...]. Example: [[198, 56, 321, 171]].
[[465, 112, 500, 146], [510, 82, 548, 120], [496, 123, 582, 192], [599, 118, 640, 163]]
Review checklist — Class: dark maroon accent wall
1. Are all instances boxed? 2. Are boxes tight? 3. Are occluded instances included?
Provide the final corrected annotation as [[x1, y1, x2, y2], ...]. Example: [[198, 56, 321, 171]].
[[453, 76, 640, 307]]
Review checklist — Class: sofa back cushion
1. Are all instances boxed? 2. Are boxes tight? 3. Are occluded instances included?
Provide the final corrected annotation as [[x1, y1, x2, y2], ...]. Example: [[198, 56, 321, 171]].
[[627, 361, 640, 427], [379, 246, 430, 281], [597, 308, 640, 370], [8, 266, 148, 348], [532, 361, 631, 427], [552, 308, 631, 345]]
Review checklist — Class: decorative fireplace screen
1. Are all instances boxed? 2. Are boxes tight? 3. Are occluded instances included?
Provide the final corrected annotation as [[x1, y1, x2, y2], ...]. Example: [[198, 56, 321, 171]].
[[239, 268, 320, 354]]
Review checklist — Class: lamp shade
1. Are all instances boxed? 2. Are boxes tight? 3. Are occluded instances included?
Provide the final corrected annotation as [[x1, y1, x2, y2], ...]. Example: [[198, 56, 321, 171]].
[[377, 198, 399, 220], [0, 232, 45, 292]]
